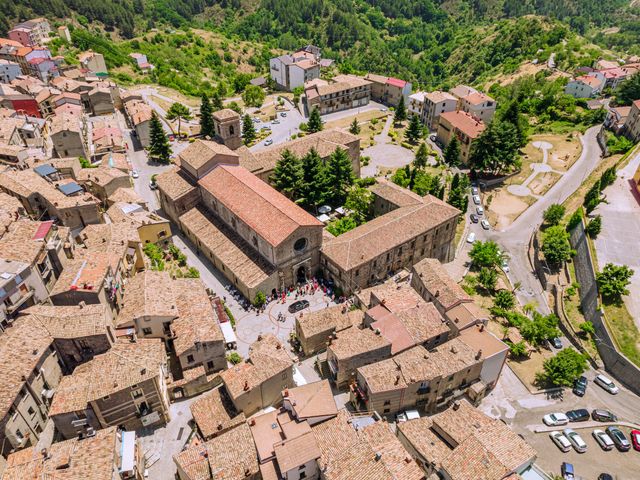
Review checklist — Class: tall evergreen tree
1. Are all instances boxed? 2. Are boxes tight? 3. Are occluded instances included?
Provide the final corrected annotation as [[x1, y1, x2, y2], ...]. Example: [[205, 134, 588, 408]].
[[405, 114, 422, 143], [469, 121, 520, 174], [349, 117, 361, 135], [271, 150, 303, 200], [326, 147, 355, 205], [148, 112, 172, 164], [211, 91, 223, 110], [242, 114, 256, 145], [414, 142, 429, 169], [394, 97, 407, 123], [307, 107, 323, 133], [299, 148, 328, 209], [500, 100, 528, 148], [199, 94, 215, 138], [444, 136, 461, 167], [166, 102, 192, 138]]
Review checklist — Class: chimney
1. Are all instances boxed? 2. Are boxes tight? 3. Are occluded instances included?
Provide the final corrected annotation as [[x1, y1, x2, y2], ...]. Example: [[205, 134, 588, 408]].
[[249, 418, 256, 426], [476, 349, 483, 360], [374, 452, 382, 461], [394, 375, 400, 385], [452, 401, 460, 411], [283, 389, 289, 397], [243, 380, 249, 391], [434, 290, 440, 297], [40, 448, 50, 460], [78, 301, 86, 309], [257, 335, 262, 341], [217, 423, 223, 431], [374, 328, 380, 335], [479, 323, 485, 332], [450, 345, 458, 354]]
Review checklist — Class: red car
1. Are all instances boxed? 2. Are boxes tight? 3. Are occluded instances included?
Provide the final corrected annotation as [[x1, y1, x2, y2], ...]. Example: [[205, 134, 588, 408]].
[[631, 429, 640, 451]]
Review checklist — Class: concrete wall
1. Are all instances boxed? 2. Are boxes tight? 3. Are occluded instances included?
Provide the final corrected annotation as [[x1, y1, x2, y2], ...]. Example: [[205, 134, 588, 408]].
[[569, 221, 640, 396]]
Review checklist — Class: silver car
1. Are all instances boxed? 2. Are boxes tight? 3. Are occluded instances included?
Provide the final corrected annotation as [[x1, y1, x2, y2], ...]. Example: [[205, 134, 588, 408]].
[[563, 428, 587, 453], [592, 429, 614, 451], [472, 195, 481, 205]]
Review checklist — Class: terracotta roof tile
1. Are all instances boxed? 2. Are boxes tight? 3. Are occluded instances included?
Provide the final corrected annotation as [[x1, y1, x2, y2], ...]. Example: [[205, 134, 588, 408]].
[[284, 380, 338, 420], [190, 387, 245, 439], [412, 258, 472, 310], [439, 110, 486, 139]]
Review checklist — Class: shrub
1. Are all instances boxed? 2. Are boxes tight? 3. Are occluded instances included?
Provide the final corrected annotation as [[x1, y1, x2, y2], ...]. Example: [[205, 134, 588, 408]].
[[253, 291, 266, 308], [226, 352, 243, 364]]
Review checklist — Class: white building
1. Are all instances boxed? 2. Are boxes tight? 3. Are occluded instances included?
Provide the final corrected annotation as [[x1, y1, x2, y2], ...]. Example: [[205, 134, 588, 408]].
[[565, 74, 605, 98], [270, 46, 321, 91], [0, 59, 22, 83], [450, 85, 497, 123]]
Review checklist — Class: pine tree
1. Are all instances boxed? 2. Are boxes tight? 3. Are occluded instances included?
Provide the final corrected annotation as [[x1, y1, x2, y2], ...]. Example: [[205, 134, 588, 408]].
[[349, 118, 361, 135], [326, 147, 355, 205], [405, 114, 422, 144], [271, 150, 303, 200], [307, 107, 323, 133], [242, 114, 256, 146], [394, 96, 407, 124], [299, 148, 328, 209], [166, 102, 192, 138], [414, 143, 429, 170], [199, 94, 215, 138], [148, 112, 172, 164], [211, 91, 223, 110], [444, 135, 461, 167]]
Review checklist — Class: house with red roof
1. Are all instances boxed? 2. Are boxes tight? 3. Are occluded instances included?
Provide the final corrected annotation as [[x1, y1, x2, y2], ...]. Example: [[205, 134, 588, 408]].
[[365, 73, 412, 107], [565, 73, 605, 98], [436, 111, 486, 165]]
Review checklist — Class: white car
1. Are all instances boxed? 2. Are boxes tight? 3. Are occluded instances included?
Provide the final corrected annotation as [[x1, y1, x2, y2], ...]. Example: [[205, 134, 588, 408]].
[[592, 429, 615, 451], [594, 374, 619, 394], [472, 195, 481, 205], [131, 170, 139, 179], [264, 139, 273, 146], [481, 219, 490, 230], [466, 232, 476, 243], [476, 206, 484, 216], [549, 431, 572, 452], [563, 428, 587, 453], [271, 119, 280, 124], [543, 412, 569, 426], [501, 259, 510, 273], [472, 187, 479, 195]]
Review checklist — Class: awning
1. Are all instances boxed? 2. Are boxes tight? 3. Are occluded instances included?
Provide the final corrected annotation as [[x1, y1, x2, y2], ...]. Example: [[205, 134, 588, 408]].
[[119, 431, 136, 473]]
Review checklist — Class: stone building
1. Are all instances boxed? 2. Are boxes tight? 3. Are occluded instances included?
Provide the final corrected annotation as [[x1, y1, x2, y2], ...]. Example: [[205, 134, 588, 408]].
[[219, 334, 294, 416], [322, 181, 459, 294], [295, 305, 363, 357], [212, 108, 242, 150], [48, 338, 170, 439]]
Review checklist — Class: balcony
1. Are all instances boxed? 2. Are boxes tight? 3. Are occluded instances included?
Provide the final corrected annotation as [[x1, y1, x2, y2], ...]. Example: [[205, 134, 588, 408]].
[[6, 288, 34, 314]]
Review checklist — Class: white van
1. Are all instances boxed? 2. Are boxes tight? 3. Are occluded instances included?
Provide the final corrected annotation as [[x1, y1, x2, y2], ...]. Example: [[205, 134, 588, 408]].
[[594, 374, 619, 394]]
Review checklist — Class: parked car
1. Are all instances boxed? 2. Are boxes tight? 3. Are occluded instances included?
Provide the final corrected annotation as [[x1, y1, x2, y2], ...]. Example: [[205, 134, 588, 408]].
[[466, 232, 476, 244], [606, 426, 631, 451], [288, 300, 310, 313], [597, 475, 613, 480], [573, 376, 588, 396], [280, 112, 287, 117], [551, 337, 563, 349], [561, 462, 575, 480], [543, 412, 569, 426], [131, 169, 139, 179], [563, 428, 587, 453], [592, 429, 615, 451], [630, 429, 640, 451], [470, 213, 479, 223], [566, 409, 590, 422], [549, 431, 571, 452], [264, 139, 273, 146], [149, 181, 158, 190], [472, 187, 479, 195], [481, 219, 490, 230], [501, 260, 509, 273], [595, 374, 619, 394], [476, 206, 484, 216], [252, 117, 261, 123], [396, 409, 420, 423], [271, 119, 280, 124], [592, 409, 617, 422], [472, 195, 481, 205]]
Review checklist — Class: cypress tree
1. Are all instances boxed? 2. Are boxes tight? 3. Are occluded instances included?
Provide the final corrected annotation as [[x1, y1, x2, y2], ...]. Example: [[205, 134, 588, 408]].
[[326, 147, 355, 205], [405, 114, 422, 143], [242, 114, 256, 145], [299, 148, 328, 209], [307, 107, 323, 133], [394, 96, 407, 123], [271, 150, 303, 200], [200, 94, 215, 138], [444, 135, 461, 167], [148, 112, 172, 164]]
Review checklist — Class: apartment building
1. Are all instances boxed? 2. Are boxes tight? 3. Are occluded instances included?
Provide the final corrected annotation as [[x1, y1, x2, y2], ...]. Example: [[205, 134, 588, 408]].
[[352, 339, 483, 415], [106, 202, 171, 246], [322, 182, 459, 294], [0, 219, 72, 293], [365, 73, 412, 107], [123, 98, 153, 147], [50, 111, 88, 158], [24, 303, 115, 373], [450, 84, 496, 123], [397, 399, 536, 479], [78, 50, 107, 75], [174, 423, 259, 480], [0, 315, 63, 457], [78, 166, 131, 204], [1, 426, 143, 480], [326, 325, 392, 388], [190, 387, 245, 441], [410, 91, 458, 130], [305, 75, 371, 115], [219, 334, 294, 416], [49, 338, 170, 439], [0, 258, 49, 330], [0, 60, 21, 83], [295, 304, 364, 356], [270, 46, 321, 91], [624, 99, 640, 142], [8, 18, 51, 47], [79, 222, 144, 279], [436, 110, 486, 165], [565, 74, 604, 98]]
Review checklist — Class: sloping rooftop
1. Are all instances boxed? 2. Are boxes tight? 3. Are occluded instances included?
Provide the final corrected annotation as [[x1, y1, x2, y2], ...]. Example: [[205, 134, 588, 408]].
[[1, 426, 120, 480], [0, 219, 51, 265], [220, 334, 293, 400], [274, 431, 321, 473], [322, 196, 459, 271], [439, 110, 486, 139], [412, 257, 472, 311], [49, 339, 166, 416], [155, 166, 197, 201], [116, 271, 177, 328], [370, 179, 424, 209], [284, 380, 338, 420], [24, 303, 112, 339], [296, 305, 363, 339], [198, 165, 322, 247], [190, 387, 245, 440], [178, 139, 238, 172], [50, 253, 112, 296], [328, 326, 391, 361], [425, 91, 457, 104]]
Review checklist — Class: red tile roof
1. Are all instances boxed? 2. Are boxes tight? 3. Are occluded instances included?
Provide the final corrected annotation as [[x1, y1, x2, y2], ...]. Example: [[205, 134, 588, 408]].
[[440, 110, 486, 139], [32, 220, 53, 240], [198, 165, 322, 247], [386, 77, 406, 88]]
